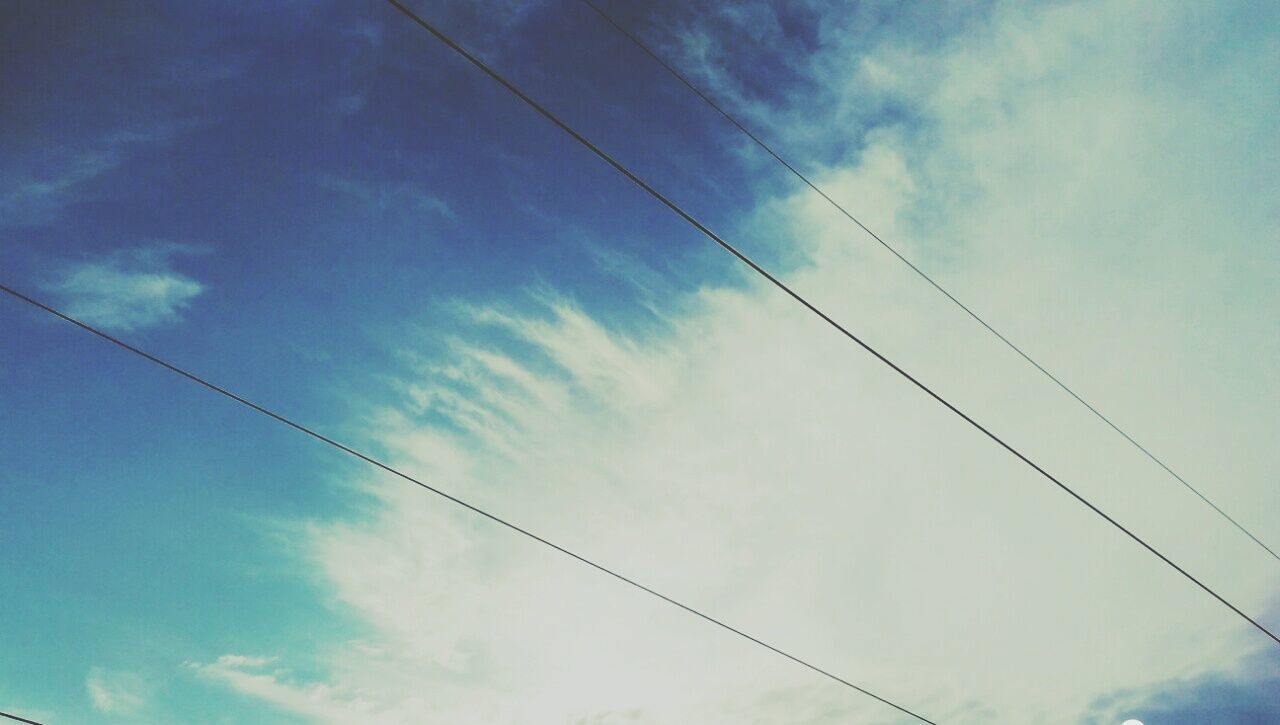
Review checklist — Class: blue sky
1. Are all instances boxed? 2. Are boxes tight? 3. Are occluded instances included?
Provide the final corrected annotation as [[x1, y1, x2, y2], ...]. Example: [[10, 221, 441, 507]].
[[3, 1, 1279, 723]]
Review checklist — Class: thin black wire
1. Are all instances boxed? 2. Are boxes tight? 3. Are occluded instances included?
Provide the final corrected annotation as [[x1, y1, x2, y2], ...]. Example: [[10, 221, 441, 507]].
[[0, 285, 936, 725], [575, 0, 1280, 565], [0, 711, 43, 725], [380, 0, 1280, 648]]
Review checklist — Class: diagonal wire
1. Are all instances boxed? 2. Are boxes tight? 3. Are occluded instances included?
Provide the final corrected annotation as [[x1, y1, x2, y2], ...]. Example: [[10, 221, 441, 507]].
[[0, 712, 43, 725], [379, 0, 1280, 648], [575, 0, 1280, 564], [0, 283, 937, 724]]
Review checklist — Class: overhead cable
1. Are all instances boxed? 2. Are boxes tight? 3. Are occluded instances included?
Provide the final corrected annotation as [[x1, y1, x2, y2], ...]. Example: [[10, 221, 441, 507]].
[[0, 283, 937, 725], [379, 0, 1280, 649], [575, 0, 1280, 566]]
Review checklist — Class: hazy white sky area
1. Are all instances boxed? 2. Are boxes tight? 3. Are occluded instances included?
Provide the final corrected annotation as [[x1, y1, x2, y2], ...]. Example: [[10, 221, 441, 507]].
[[191, 1, 1279, 722]]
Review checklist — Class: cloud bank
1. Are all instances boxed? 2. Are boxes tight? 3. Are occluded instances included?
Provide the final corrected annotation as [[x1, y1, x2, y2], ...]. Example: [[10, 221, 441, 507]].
[[193, 0, 1279, 722]]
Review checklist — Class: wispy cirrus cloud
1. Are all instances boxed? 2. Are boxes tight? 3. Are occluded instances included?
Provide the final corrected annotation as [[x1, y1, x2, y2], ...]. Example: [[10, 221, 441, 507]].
[[1, 123, 200, 230], [187, 655, 386, 724], [314, 175, 455, 221], [42, 245, 206, 332], [86, 667, 149, 715], [0, 151, 116, 229]]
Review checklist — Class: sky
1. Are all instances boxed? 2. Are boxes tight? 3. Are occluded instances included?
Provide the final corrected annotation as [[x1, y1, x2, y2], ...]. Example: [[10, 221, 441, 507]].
[[2, 0, 1279, 723]]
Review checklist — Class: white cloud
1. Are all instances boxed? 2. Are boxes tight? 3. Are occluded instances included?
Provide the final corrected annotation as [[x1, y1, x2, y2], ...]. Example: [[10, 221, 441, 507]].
[[189, 656, 384, 724], [199, 1, 1279, 723], [86, 668, 148, 715], [212, 654, 278, 669], [43, 245, 206, 332]]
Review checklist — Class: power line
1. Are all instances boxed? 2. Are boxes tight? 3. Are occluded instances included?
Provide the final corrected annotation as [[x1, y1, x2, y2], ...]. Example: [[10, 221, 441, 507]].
[[574, 0, 1280, 565], [380, 0, 1280, 648], [0, 284, 936, 725], [0, 711, 43, 725]]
